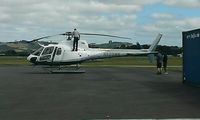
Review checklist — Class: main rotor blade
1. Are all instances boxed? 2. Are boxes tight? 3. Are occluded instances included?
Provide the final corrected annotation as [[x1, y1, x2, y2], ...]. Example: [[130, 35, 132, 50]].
[[60, 32, 132, 40], [27, 31, 132, 43], [59, 32, 72, 36], [28, 34, 60, 43], [80, 33, 132, 40]]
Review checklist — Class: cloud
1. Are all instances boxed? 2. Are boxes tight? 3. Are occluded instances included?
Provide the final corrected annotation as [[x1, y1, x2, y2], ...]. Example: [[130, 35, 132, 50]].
[[0, 0, 141, 41], [0, 1, 140, 26], [96, 0, 162, 5], [128, 9, 200, 46], [138, 16, 200, 46], [0, 0, 199, 46], [143, 17, 200, 32], [163, 0, 200, 8], [151, 13, 174, 19]]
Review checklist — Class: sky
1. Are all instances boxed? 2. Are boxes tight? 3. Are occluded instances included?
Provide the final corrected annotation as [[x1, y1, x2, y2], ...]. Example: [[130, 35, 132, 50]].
[[1, 0, 200, 46]]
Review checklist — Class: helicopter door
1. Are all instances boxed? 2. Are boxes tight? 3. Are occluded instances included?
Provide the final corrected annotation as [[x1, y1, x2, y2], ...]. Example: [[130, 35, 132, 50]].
[[53, 47, 63, 62], [39, 46, 55, 62]]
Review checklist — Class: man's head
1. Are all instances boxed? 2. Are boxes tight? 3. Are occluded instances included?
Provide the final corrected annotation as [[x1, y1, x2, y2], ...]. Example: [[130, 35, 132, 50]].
[[74, 28, 77, 31]]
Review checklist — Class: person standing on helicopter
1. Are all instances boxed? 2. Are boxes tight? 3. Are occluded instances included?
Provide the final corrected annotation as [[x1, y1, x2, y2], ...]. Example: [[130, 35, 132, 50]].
[[72, 28, 80, 51]]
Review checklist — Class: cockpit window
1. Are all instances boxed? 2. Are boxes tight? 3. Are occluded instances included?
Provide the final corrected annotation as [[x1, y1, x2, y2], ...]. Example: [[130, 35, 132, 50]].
[[42, 46, 54, 55], [56, 48, 62, 55], [32, 47, 44, 56]]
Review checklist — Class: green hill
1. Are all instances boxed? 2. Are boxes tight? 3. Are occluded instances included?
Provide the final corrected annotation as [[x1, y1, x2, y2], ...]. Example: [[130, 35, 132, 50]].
[[0, 41, 40, 55], [0, 44, 13, 52]]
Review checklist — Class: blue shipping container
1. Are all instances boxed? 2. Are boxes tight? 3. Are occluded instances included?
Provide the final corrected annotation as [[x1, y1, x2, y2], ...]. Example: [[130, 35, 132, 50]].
[[183, 28, 200, 86]]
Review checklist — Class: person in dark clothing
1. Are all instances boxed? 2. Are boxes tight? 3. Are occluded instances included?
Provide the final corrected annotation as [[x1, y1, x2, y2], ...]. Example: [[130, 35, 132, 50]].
[[72, 28, 80, 51], [163, 53, 168, 74], [156, 51, 163, 75]]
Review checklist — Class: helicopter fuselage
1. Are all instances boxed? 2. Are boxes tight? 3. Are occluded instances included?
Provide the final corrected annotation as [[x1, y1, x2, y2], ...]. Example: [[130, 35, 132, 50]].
[[27, 42, 147, 65], [27, 33, 162, 66]]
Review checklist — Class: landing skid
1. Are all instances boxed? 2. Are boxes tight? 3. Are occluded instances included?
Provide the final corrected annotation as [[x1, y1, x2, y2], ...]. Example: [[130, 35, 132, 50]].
[[42, 65, 85, 73], [50, 69, 85, 73]]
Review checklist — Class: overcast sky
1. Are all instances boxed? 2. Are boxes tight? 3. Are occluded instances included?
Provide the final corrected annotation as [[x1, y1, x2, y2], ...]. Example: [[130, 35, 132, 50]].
[[1, 0, 200, 46]]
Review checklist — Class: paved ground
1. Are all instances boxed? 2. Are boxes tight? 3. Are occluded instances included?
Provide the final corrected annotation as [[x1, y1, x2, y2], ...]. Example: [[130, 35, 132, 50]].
[[0, 65, 200, 120]]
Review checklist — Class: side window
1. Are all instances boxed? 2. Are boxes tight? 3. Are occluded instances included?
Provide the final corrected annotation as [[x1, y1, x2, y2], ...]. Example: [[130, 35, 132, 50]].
[[56, 48, 62, 55], [42, 47, 54, 55], [32, 47, 44, 56]]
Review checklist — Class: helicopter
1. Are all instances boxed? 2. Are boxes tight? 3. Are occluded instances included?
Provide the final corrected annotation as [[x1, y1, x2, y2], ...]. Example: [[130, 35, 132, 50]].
[[26, 32, 162, 73]]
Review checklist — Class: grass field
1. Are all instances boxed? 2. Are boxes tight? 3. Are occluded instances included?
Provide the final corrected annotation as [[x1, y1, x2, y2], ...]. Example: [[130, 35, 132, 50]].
[[83, 56, 183, 72], [83, 56, 182, 66], [0, 56, 182, 65], [0, 56, 29, 65], [0, 56, 182, 72]]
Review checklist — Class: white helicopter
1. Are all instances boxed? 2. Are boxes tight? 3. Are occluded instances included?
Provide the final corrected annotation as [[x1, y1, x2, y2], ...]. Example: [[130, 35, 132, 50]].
[[27, 32, 162, 73]]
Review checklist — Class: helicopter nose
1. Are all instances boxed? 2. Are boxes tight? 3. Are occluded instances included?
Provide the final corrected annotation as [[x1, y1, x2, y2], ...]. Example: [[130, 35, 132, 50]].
[[30, 57, 37, 63], [27, 54, 37, 63]]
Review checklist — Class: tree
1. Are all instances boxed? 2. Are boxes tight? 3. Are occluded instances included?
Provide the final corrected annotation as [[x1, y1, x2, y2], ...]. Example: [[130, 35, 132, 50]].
[[5, 50, 17, 56]]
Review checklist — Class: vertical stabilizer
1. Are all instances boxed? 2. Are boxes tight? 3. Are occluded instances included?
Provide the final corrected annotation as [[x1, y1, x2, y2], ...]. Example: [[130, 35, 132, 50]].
[[148, 33, 162, 52]]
